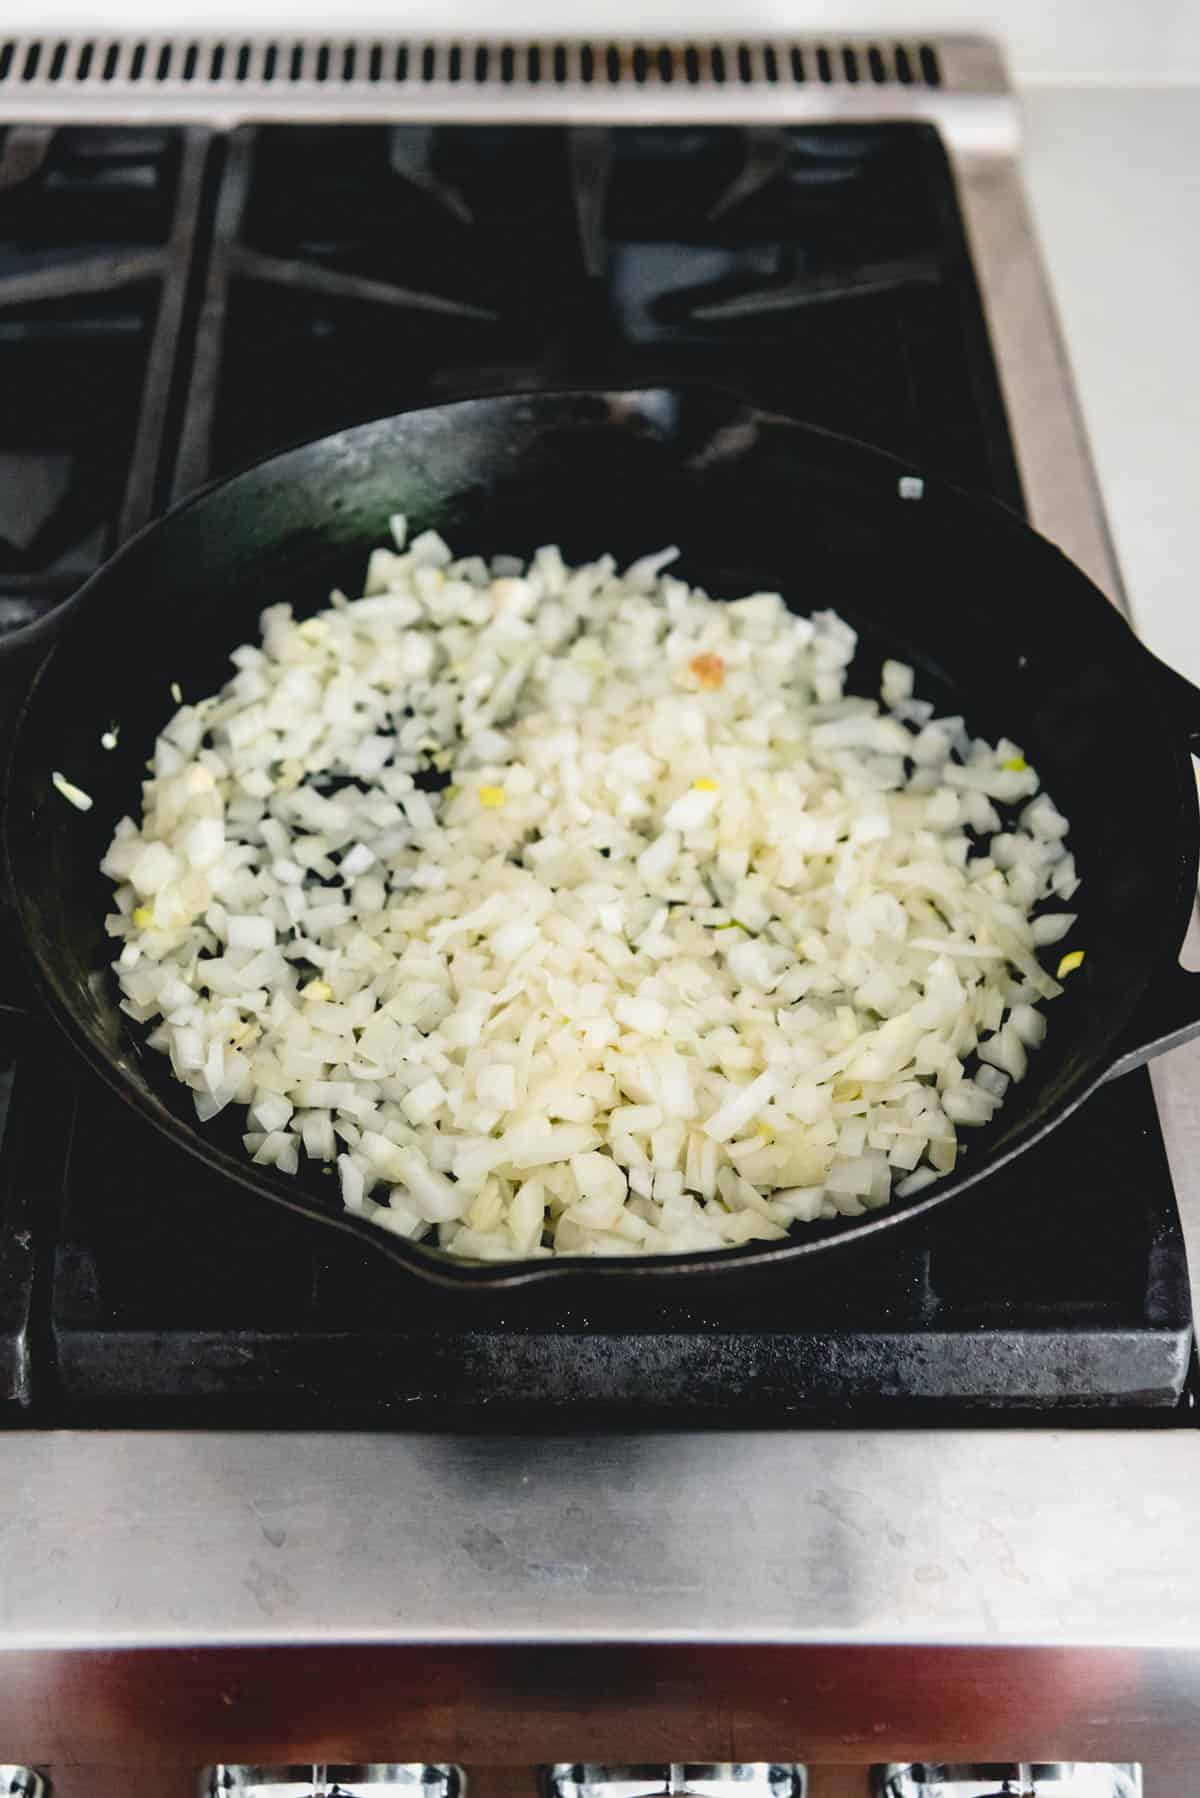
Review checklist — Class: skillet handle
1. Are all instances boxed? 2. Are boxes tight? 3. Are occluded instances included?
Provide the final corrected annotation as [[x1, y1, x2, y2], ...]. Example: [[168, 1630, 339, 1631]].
[[1139, 643, 1200, 750], [1105, 962, 1200, 1082], [1103, 646, 1200, 1082]]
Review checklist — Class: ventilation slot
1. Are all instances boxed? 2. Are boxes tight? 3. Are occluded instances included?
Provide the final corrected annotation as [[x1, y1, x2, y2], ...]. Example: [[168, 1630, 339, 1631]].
[[0, 33, 949, 91]]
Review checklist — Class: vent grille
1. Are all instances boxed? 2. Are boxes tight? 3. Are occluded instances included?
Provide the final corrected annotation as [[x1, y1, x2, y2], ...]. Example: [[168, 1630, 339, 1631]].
[[0, 34, 945, 93]]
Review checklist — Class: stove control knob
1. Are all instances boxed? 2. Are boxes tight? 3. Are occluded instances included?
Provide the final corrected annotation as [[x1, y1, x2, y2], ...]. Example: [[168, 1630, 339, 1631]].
[[544, 1767, 806, 1798], [873, 1768, 1142, 1798], [204, 1766, 466, 1798], [0, 1773, 45, 1798]]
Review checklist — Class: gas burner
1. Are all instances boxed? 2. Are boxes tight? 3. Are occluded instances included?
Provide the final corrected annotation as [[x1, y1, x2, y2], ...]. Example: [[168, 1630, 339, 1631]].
[[0, 124, 179, 237], [0, 123, 205, 612]]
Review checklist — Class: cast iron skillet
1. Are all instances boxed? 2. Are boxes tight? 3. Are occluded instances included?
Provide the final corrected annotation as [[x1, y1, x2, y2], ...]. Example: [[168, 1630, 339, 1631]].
[[5, 386, 1200, 1290]]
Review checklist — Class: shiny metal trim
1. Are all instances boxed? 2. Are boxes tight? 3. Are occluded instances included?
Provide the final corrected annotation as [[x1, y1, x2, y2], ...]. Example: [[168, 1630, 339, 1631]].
[[949, 152, 1122, 600], [1151, 1036, 1200, 1357], [3, 1430, 1200, 1651], [0, 36, 1007, 140]]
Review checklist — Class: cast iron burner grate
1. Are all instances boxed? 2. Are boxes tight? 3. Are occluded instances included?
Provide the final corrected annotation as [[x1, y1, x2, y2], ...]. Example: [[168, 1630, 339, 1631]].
[[172, 121, 1020, 508], [0, 125, 207, 635]]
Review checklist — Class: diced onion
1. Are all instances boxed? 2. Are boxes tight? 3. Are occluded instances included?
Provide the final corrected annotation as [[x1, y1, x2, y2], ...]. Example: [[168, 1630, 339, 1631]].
[[52, 771, 93, 811], [101, 534, 1077, 1262]]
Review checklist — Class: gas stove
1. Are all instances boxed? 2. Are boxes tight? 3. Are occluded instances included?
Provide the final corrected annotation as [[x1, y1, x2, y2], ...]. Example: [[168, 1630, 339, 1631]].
[[1, 34, 1198, 1796], [1, 50, 1192, 1425]]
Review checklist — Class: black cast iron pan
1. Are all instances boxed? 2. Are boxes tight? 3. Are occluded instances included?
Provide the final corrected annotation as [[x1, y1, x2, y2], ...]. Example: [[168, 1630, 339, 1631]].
[[5, 385, 1200, 1289]]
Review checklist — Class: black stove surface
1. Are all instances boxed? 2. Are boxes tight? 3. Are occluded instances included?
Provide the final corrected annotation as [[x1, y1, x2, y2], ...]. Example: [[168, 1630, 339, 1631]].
[[0, 126, 205, 634], [0, 117, 1191, 1423]]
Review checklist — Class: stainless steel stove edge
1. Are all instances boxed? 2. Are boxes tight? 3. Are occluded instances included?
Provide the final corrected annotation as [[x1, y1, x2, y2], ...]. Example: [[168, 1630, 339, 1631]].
[[1, 1427, 1198, 1651], [0, 35, 1006, 127]]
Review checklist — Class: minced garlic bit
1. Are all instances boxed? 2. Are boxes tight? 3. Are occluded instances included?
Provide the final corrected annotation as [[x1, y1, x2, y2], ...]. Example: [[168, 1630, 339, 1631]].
[[688, 652, 725, 690], [100, 727, 119, 751], [693, 778, 719, 791], [1002, 755, 1027, 773], [1057, 950, 1085, 978], [301, 979, 334, 1001], [132, 907, 155, 929], [478, 784, 506, 808], [51, 771, 93, 812], [170, 681, 183, 704]]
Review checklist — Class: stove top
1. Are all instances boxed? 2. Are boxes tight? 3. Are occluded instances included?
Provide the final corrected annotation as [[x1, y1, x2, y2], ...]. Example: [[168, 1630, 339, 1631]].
[[0, 125, 205, 632], [174, 119, 1022, 505], [0, 105, 1192, 1423]]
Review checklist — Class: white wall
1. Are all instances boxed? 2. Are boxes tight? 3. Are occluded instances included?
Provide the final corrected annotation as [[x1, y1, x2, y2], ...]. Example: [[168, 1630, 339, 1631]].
[[3, 0, 1200, 85], [1022, 86, 1200, 671]]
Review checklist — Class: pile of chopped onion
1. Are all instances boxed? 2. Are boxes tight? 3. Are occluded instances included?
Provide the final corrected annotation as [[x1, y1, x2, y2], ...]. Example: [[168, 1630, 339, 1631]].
[[100, 527, 1081, 1260]]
